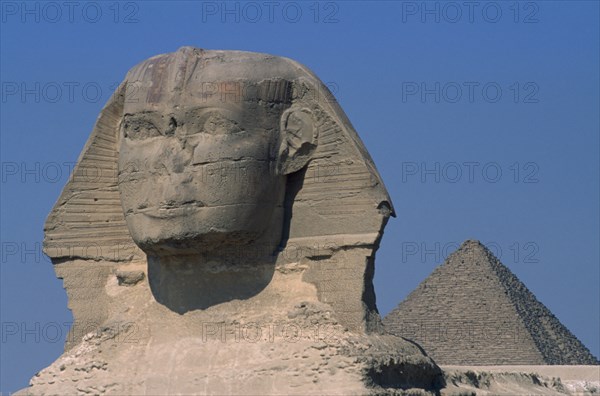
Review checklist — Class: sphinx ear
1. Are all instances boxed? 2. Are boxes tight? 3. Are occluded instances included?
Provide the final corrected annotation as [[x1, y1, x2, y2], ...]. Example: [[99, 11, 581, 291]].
[[277, 107, 318, 175]]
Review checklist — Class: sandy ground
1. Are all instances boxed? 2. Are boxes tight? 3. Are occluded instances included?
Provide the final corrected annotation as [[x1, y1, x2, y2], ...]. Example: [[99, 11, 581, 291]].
[[442, 366, 599, 381], [441, 365, 599, 395]]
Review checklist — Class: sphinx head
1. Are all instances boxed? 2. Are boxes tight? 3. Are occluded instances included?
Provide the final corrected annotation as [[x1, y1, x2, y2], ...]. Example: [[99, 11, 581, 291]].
[[117, 48, 321, 257]]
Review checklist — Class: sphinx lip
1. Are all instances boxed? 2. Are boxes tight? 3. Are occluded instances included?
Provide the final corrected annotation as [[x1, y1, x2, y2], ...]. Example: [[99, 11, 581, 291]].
[[138, 201, 205, 219]]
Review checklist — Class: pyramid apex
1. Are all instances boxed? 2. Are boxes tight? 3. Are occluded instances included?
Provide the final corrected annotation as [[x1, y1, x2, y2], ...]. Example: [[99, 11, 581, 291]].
[[452, 239, 495, 259], [460, 239, 484, 248]]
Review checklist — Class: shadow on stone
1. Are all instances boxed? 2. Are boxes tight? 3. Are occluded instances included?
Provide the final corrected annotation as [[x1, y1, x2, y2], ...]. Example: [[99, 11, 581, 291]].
[[147, 255, 276, 313]]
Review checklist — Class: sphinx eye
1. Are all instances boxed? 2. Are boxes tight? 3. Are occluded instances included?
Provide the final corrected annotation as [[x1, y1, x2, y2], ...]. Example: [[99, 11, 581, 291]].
[[122, 119, 161, 140], [179, 110, 244, 137], [201, 113, 242, 135]]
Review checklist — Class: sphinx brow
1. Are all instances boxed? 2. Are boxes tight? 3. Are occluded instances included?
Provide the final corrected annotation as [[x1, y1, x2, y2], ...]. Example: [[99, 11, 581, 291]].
[[122, 112, 166, 125], [124, 110, 162, 117], [184, 106, 247, 119]]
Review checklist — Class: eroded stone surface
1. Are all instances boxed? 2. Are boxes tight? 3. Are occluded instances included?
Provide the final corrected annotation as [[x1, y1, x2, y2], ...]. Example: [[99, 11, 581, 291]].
[[441, 366, 600, 396]]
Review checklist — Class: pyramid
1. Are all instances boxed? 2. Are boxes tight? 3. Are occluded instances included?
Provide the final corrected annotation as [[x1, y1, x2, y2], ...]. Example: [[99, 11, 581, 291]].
[[383, 240, 599, 365]]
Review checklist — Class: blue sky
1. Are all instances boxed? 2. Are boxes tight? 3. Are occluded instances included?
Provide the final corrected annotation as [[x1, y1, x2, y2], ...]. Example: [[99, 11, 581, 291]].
[[1, 1, 599, 393]]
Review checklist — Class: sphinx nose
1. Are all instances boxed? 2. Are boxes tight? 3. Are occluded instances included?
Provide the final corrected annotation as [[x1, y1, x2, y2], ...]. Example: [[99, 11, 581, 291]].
[[150, 143, 192, 175]]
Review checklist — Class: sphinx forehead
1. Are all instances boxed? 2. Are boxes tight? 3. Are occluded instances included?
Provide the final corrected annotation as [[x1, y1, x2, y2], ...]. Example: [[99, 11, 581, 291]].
[[129, 47, 305, 81], [121, 47, 309, 112]]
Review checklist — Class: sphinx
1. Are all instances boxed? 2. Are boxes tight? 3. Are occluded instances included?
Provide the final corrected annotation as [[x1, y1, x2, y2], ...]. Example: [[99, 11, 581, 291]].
[[25, 47, 442, 395]]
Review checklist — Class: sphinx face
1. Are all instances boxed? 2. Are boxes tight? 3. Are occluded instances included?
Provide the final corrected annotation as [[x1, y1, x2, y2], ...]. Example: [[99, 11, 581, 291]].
[[117, 96, 286, 256]]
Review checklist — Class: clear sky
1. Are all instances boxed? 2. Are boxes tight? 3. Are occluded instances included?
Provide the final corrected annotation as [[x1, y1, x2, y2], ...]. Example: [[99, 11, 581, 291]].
[[1, 1, 599, 393]]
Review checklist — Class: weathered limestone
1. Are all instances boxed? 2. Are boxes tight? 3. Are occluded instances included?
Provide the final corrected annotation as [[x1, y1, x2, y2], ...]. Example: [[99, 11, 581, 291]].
[[24, 47, 444, 395], [384, 240, 599, 366], [441, 365, 600, 395]]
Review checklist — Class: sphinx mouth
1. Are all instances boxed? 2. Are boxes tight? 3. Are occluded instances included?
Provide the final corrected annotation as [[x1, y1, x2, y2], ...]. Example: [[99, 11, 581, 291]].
[[157, 200, 205, 209], [138, 200, 205, 218]]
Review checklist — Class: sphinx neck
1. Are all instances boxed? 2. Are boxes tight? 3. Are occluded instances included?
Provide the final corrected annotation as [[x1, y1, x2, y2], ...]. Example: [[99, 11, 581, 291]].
[[146, 244, 280, 314]]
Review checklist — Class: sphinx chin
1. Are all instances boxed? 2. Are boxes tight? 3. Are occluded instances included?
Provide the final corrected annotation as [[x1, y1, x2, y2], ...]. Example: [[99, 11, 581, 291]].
[[134, 231, 264, 257]]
